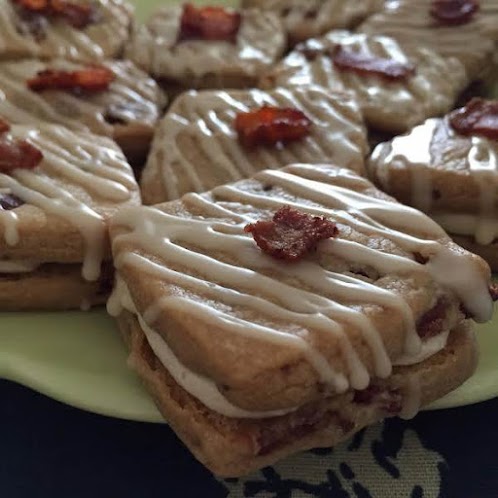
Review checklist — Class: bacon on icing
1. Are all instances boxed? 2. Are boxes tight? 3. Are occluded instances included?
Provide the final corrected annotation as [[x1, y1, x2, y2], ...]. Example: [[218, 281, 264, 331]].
[[430, 0, 479, 25], [448, 98, 498, 140], [0, 118, 43, 172], [178, 3, 241, 43], [14, 0, 98, 29], [331, 46, 416, 82], [0, 136, 43, 172], [27, 65, 115, 93], [235, 105, 312, 148], [244, 205, 339, 262]]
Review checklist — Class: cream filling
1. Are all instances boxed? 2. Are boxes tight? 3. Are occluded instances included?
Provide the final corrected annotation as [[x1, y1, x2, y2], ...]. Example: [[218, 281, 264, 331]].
[[108, 277, 297, 419], [432, 213, 498, 246], [108, 276, 450, 419], [0, 260, 40, 273], [393, 328, 450, 366]]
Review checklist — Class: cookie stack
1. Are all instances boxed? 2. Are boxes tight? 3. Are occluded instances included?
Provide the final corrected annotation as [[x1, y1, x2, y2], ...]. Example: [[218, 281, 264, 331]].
[[1, 0, 497, 478]]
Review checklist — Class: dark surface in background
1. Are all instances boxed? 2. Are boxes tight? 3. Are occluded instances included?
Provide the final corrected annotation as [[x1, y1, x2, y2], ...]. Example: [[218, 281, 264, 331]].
[[0, 379, 496, 498]]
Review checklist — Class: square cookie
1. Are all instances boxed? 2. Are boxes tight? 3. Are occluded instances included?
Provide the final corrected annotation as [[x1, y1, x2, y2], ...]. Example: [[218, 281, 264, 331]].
[[140, 86, 368, 204], [0, 0, 132, 62], [261, 30, 469, 134], [241, 0, 384, 46], [0, 59, 166, 165], [125, 4, 286, 93], [109, 163, 493, 476], [0, 121, 140, 310], [368, 98, 498, 270], [358, 0, 496, 80]]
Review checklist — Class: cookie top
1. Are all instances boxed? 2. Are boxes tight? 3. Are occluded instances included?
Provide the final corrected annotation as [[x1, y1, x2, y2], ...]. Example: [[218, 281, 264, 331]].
[[125, 5, 285, 89], [358, 0, 495, 79], [369, 110, 498, 246], [140, 86, 368, 204], [240, 0, 383, 45], [109, 163, 493, 415], [0, 59, 166, 139], [0, 0, 132, 62], [0, 123, 140, 280], [261, 31, 468, 134]]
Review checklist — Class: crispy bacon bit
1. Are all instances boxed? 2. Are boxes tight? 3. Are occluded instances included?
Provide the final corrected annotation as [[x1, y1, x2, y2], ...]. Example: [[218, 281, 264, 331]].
[[0, 119, 10, 134], [354, 385, 402, 415], [417, 299, 448, 339], [332, 46, 416, 82], [0, 193, 24, 210], [489, 283, 498, 302], [430, 0, 479, 25], [0, 136, 43, 172], [245, 206, 338, 262], [14, 0, 98, 29], [27, 66, 115, 94], [448, 98, 498, 141], [178, 3, 241, 43], [235, 106, 312, 149]]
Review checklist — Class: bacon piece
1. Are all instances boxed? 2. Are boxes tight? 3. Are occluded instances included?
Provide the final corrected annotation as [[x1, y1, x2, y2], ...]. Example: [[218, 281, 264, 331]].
[[52, 0, 97, 29], [254, 407, 342, 457], [27, 65, 115, 93], [353, 385, 402, 415], [0, 119, 10, 134], [430, 0, 479, 25], [417, 299, 448, 339], [178, 3, 241, 43], [448, 98, 498, 140], [245, 206, 338, 262], [14, 0, 97, 29], [0, 136, 43, 172], [235, 106, 312, 149], [15, 0, 48, 11], [0, 193, 24, 210], [332, 46, 416, 82]]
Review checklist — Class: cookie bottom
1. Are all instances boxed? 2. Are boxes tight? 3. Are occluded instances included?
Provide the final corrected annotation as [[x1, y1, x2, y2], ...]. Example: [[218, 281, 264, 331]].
[[0, 263, 113, 311], [452, 234, 498, 272], [113, 124, 155, 171], [117, 311, 477, 477]]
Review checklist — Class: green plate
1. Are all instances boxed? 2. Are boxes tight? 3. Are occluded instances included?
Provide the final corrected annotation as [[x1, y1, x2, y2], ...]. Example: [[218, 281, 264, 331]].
[[0, 0, 496, 423]]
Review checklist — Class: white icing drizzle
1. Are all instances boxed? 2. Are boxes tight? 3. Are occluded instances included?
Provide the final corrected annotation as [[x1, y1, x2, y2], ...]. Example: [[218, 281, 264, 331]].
[[0, 0, 131, 62], [264, 30, 468, 133], [369, 118, 498, 247], [398, 377, 421, 420], [0, 59, 166, 138], [358, 0, 496, 77], [0, 259, 39, 272], [0, 209, 19, 246], [110, 164, 493, 416], [0, 124, 138, 281], [241, 0, 383, 43], [141, 86, 367, 203], [125, 7, 285, 84]]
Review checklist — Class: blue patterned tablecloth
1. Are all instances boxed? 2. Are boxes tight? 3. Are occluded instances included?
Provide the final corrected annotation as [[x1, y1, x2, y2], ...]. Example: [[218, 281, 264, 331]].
[[1, 379, 496, 498]]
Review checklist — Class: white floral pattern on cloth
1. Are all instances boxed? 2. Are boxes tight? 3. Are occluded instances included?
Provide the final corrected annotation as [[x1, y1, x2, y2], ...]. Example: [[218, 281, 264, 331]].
[[222, 420, 446, 497]]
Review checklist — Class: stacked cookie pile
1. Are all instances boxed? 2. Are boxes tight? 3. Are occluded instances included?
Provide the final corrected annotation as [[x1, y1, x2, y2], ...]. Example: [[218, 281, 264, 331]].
[[1, 0, 497, 477]]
